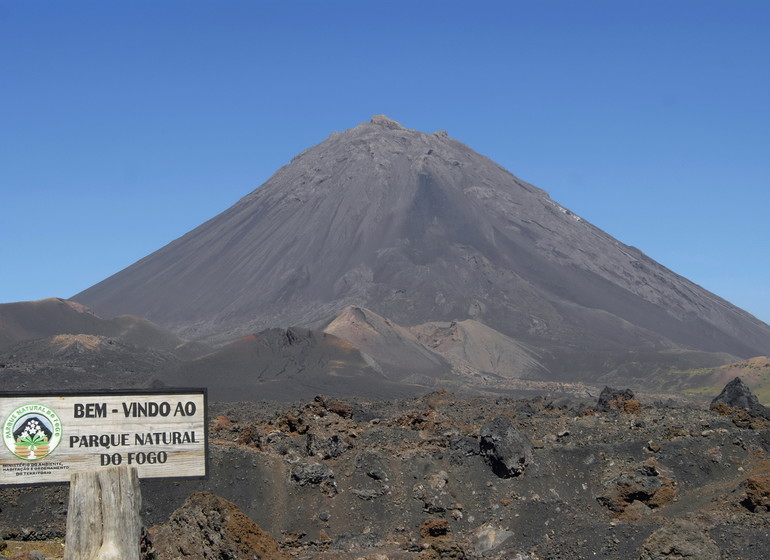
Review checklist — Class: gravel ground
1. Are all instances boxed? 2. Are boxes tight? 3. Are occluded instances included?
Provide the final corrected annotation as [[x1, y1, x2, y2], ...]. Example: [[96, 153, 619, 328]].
[[3, 389, 770, 559]]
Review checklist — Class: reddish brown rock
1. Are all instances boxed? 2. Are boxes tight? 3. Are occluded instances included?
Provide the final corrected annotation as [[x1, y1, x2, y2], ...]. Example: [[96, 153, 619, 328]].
[[597, 387, 636, 413], [149, 492, 288, 560], [742, 474, 770, 512], [420, 518, 450, 538]]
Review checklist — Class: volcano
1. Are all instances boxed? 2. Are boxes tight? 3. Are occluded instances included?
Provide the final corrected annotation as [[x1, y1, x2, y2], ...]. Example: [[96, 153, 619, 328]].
[[73, 116, 770, 383]]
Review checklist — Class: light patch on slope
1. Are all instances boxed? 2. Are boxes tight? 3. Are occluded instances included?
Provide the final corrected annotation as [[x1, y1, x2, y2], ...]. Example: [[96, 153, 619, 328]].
[[410, 320, 545, 379], [51, 334, 104, 352]]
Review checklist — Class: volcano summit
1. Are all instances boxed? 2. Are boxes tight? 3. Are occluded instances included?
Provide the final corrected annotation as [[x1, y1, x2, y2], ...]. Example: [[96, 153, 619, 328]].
[[74, 116, 770, 385]]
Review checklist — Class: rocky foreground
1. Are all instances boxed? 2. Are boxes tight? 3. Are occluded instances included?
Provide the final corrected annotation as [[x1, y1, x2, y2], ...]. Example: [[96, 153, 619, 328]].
[[2, 380, 770, 559]]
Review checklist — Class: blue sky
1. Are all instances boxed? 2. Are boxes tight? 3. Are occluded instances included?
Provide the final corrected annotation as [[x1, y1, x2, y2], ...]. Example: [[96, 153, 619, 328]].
[[1, 1, 769, 324]]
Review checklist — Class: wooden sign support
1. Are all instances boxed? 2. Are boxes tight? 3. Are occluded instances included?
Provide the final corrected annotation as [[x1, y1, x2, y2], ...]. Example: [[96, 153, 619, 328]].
[[64, 465, 142, 560]]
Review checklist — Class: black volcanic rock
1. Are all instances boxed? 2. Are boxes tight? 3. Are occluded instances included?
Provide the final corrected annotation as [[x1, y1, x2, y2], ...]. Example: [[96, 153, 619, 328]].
[[711, 377, 770, 420], [479, 416, 533, 477], [7, 392, 770, 559], [597, 386, 636, 412], [73, 116, 770, 383]]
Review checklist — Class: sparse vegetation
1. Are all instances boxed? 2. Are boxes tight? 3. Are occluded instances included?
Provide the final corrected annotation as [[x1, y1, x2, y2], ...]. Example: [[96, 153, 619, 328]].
[[656, 357, 770, 406]]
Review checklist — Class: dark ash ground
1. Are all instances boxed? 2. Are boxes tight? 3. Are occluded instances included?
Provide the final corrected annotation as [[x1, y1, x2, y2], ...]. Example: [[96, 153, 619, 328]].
[[2, 389, 770, 559]]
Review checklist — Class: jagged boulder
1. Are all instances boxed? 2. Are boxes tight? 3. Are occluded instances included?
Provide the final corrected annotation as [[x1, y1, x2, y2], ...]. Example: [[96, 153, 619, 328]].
[[307, 430, 349, 459], [638, 519, 720, 559], [479, 416, 533, 478], [597, 386, 639, 413], [710, 377, 770, 420], [598, 461, 678, 514], [742, 474, 770, 512], [420, 518, 450, 538], [291, 461, 335, 486], [149, 492, 288, 560], [290, 461, 338, 496], [419, 537, 468, 560]]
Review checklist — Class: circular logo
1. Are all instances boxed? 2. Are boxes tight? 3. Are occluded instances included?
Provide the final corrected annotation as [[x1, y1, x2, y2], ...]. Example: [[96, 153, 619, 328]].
[[3, 404, 62, 461]]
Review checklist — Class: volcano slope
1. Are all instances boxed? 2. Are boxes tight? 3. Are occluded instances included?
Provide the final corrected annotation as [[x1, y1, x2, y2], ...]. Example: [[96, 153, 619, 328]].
[[0, 298, 209, 392], [161, 326, 431, 402], [74, 115, 770, 384], [0, 298, 205, 358]]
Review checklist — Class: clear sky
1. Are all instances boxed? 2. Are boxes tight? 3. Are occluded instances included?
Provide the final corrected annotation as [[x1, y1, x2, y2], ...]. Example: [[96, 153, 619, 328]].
[[2, 1, 769, 324]]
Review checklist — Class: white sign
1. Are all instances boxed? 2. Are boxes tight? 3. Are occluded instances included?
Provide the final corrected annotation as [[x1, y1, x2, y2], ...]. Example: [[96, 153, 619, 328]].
[[0, 390, 207, 485]]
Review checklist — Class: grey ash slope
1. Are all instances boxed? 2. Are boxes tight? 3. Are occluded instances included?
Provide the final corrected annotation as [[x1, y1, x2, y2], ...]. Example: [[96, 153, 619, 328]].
[[162, 326, 427, 402], [0, 297, 206, 358], [74, 116, 770, 380], [0, 298, 209, 391]]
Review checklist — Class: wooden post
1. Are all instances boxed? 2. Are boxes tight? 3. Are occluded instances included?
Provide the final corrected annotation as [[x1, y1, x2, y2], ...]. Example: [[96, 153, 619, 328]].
[[64, 466, 142, 560]]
